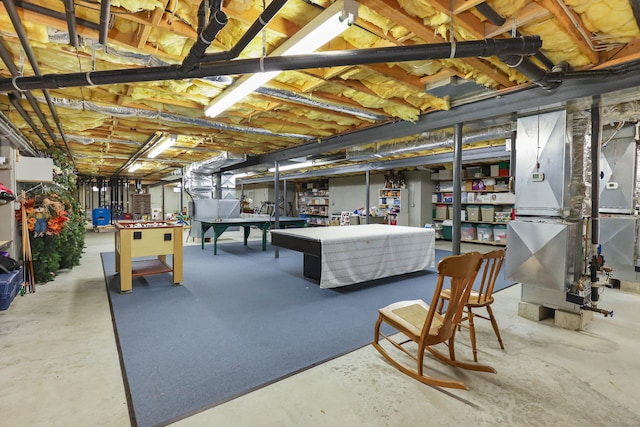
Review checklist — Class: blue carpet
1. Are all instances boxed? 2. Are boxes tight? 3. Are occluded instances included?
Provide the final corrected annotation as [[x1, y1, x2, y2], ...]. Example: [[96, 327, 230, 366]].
[[101, 243, 514, 427]]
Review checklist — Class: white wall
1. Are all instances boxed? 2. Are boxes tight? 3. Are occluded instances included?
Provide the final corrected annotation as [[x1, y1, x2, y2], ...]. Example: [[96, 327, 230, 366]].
[[328, 174, 385, 215], [149, 185, 183, 219], [237, 171, 437, 226], [403, 170, 435, 227], [239, 182, 297, 215]]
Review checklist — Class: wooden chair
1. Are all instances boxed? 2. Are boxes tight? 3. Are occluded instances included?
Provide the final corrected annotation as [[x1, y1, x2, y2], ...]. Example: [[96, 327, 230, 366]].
[[372, 252, 496, 390], [437, 249, 506, 362]]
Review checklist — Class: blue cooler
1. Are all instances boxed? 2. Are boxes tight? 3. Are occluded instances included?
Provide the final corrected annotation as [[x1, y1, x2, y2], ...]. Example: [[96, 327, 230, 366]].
[[92, 208, 110, 226], [0, 267, 23, 311]]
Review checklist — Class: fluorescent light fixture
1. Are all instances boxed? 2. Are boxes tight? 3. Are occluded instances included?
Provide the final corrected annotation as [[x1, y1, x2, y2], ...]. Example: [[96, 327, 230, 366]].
[[268, 159, 339, 172], [148, 134, 177, 159], [234, 172, 254, 178], [128, 163, 141, 173], [204, 0, 357, 118]]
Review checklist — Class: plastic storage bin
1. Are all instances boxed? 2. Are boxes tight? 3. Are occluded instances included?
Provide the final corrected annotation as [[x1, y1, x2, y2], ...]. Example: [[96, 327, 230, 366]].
[[461, 223, 477, 241], [92, 208, 110, 226], [442, 220, 453, 240], [477, 224, 493, 242], [481, 205, 495, 222], [467, 205, 480, 221], [493, 224, 507, 244], [0, 267, 23, 311], [435, 204, 448, 220]]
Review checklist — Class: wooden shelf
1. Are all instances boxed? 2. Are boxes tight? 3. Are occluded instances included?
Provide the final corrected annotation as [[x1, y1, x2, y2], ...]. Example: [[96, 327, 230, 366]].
[[436, 238, 506, 246], [131, 259, 173, 277], [433, 219, 511, 225], [434, 202, 514, 206]]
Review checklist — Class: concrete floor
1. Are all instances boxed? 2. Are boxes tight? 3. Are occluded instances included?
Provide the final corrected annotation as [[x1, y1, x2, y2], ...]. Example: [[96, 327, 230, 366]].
[[1, 229, 640, 427]]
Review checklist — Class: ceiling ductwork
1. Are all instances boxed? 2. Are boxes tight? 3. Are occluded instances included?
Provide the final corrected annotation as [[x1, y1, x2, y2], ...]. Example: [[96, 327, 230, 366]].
[[37, 97, 312, 140], [346, 125, 515, 161], [0, 110, 38, 156], [184, 151, 246, 199]]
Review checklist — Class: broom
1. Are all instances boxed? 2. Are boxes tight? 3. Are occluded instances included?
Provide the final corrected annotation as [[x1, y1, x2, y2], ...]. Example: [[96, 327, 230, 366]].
[[21, 190, 35, 293]]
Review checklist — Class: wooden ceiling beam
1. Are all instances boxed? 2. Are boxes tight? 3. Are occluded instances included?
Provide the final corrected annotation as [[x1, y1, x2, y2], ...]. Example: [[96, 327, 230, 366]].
[[484, 3, 551, 38], [357, 0, 514, 88], [538, 0, 599, 65]]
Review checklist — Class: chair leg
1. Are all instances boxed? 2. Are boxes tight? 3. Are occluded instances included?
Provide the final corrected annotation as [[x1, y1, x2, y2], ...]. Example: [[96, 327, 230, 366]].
[[426, 338, 496, 374], [437, 297, 445, 314], [468, 309, 478, 362], [372, 317, 471, 390], [486, 305, 505, 350]]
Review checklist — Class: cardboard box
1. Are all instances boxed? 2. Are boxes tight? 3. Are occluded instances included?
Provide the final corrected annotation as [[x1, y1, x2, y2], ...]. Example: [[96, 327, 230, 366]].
[[490, 164, 500, 177]]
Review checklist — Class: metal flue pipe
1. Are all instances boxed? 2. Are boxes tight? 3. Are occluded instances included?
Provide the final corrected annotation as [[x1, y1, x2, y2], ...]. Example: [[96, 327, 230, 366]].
[[0, 36, 542, 92]]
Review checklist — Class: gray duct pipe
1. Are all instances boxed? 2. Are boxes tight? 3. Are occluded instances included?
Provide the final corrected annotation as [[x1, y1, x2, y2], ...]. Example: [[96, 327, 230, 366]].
[[0, 110, 38, 156], [0, 37, 57, 147], [2, 0, 73, 162], [181, 9, 228, 72], [62, 0, 79, 48], [0, 36, 542, 92], [99, 0, 111, 46], [201, 0, 289, 63]]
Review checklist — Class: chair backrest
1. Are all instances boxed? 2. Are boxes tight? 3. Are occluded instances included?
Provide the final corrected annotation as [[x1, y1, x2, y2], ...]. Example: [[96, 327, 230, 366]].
[[474, 249, 506, 305], [421, 252, 483, 344]]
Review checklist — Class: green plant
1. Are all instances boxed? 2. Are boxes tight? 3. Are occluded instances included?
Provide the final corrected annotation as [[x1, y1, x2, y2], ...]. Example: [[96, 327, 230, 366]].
[[16, 149, 85, 283]]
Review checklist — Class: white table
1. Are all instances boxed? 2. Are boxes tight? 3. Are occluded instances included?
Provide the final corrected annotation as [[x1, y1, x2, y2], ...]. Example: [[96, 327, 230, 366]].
[[270, 224, 435, 288]]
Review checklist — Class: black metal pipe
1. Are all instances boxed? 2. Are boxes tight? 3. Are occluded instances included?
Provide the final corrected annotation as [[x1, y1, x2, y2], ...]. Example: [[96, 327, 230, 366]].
[[509, 130, 516, 195], [591, 100, 601, 247], [452, 122, 463, 255], [12, 0, 100, 31], [8, 94, 50, 148], [62, 0, 79, 48], [476, 1, 554, 70], [3, 0, 74, 161], [0, 36, 542, 92], [476, 2, 506, 26], [499, 54, 559, 90], [0, 37, 57, 146], [99, 0, 111, 46], [181, 10, 228, 72], [201, 0, 289, 63]]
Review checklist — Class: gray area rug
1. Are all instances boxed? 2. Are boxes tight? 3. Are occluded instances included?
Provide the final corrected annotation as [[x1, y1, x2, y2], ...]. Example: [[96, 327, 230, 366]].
[[101, 243, 513, 427]]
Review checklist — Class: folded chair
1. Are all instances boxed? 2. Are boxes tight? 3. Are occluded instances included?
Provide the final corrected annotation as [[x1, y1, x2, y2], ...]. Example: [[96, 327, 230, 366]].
[[372, 252, 496, 390], [438, 249, 506, 362]]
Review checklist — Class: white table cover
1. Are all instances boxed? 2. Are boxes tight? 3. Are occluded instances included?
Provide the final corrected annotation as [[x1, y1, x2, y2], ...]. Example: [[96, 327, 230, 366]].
[[273, 224, 435, 288]]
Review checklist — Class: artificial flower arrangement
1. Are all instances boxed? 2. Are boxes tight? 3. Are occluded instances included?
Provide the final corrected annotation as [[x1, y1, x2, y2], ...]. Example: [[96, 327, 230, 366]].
[[17, 194, 69, 237], [14, 148, 85, 283]]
